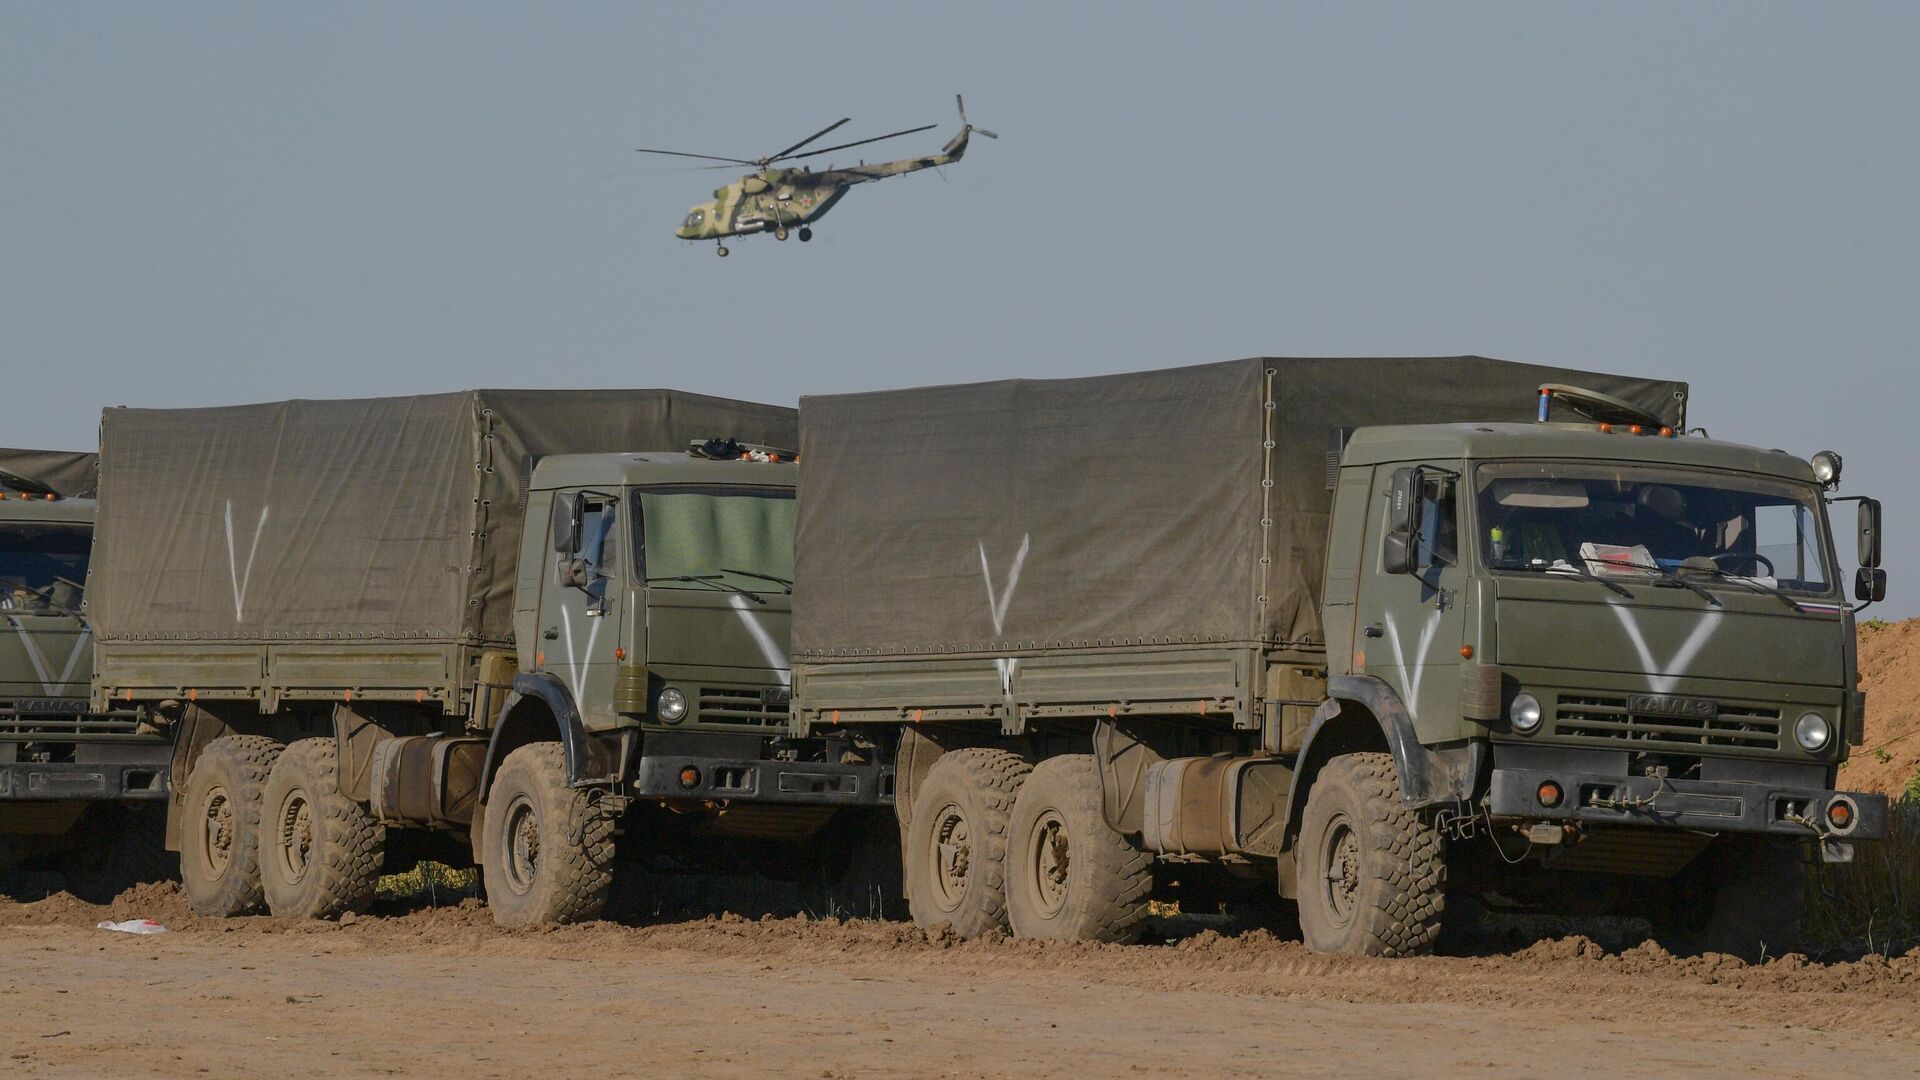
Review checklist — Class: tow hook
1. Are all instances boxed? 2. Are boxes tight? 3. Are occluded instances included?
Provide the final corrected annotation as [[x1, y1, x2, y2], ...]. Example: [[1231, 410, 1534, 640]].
[[1782, 809, 1855, 864]]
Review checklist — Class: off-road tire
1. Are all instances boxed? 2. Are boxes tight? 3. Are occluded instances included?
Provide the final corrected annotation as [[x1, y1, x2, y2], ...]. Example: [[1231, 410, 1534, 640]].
[[259, 738, 386, 920], [1005, 754, 1152, 942], [906, 747, 1031, 938], [1295, 752, 1446, 956], [179, 735, 283, 917], [481, 743, 615, 927], [798, 809, 908, 920]]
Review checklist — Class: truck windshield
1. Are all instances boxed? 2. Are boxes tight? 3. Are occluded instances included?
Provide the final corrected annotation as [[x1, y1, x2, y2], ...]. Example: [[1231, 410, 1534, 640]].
[[1474, 462, 1834, 597], [0, 523, 91, 613], [632, 486, 795, 592]]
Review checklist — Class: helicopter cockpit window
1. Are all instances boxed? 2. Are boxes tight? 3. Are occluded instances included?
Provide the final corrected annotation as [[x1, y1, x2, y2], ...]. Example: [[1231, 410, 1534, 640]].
[[683, 209, 704, 228]]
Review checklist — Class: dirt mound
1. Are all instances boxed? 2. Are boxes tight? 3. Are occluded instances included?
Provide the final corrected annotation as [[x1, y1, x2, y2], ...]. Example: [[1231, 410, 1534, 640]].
[[1838, 619, 1920, 797]]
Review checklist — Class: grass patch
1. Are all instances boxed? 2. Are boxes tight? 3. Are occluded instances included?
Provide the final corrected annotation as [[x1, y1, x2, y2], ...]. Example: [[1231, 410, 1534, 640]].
[[1803, 785, 1920, 955], [375, 861, 480, 904]]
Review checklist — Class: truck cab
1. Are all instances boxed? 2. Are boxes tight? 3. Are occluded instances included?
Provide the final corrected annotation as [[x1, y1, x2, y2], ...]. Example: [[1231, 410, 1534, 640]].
[[1320, 410, 1885, 947], [0, 477, 169, 896], [496, 446, 895, 914]]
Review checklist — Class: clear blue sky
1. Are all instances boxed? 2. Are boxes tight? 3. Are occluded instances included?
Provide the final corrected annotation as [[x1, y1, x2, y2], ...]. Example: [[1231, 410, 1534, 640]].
[[3, 3, 1914, 614]]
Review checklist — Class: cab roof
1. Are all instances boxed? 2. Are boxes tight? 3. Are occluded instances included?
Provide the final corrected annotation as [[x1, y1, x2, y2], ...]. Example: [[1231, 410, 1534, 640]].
[[0, 494, 96, 524], [1342, 422, 1819, 485], [529, 452, 796, 491]]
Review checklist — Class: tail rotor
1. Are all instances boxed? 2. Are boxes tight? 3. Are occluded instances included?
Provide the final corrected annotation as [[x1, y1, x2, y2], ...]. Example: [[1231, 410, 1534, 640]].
[[956, 94, 998, 139]]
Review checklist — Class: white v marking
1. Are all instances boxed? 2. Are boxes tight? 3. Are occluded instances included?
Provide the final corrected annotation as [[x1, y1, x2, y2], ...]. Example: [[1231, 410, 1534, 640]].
[[979, 535, 1031, 701], [1608, 605, 1724, 694], [1382, 608, 1443, 720], [224, 501, 270, 623], [11, 623, 91, 695], [728, 594, 791, 686]]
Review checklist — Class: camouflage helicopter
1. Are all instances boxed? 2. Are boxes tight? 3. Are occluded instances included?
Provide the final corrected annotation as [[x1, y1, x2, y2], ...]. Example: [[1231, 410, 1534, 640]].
[[638, 95, 996, 256]]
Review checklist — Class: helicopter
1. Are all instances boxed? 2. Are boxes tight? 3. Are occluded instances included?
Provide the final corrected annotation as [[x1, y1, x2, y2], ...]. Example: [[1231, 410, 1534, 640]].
[[637, 95, 996, 256]]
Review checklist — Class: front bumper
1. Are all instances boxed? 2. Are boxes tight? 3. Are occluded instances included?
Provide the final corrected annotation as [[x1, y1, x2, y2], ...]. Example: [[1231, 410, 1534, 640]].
[[635, 753, 894, 807], [0, 760, 170, 801], [1488, 766, 1886, 842]]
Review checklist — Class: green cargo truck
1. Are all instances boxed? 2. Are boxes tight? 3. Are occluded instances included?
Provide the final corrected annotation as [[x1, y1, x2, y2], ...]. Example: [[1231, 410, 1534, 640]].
[[88, 392, 896, 924], [789, 357, 1888, 958], [0, 449, 172, 900]]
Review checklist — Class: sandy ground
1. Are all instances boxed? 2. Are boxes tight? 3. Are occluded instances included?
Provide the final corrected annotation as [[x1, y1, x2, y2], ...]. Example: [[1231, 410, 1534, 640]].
[[3, 889, 1919, 1079], [1840, 619, 1920, 797]]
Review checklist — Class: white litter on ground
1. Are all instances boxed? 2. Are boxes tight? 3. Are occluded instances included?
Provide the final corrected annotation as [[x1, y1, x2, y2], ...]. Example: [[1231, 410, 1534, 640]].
[[95, 919, 167, 935]]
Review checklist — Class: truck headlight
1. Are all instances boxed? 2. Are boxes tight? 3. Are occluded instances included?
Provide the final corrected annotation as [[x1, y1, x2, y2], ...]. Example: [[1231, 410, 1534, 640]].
[[656, 687, 688, 723], [1794, 711, 1831, 751], [1510, 692, 1543, 734]]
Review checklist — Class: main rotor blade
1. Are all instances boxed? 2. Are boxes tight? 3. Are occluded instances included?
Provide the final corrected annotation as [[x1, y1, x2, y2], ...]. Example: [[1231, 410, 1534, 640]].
[[779, 123, 937, 162], [766, 117, 851, 164], [634, 147, 760, 165], [973, 128, 999, 139]]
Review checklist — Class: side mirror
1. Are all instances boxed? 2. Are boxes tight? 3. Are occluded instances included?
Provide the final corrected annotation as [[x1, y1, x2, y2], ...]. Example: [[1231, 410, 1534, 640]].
[[1858, 498, 1882, 569], [1388, 468, 1420, 538], [1856, 567, 1888, 604], [1382, 531, 1414, 576], [1381, 467, 1421, 575], [552, 492, 583, 554]]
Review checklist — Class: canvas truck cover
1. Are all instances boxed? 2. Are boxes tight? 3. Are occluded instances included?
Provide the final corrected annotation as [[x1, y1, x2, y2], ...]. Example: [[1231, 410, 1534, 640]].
[[793, 356, 1686, 661], [90, 390, 796, 647], [0, 448, 98, 497]]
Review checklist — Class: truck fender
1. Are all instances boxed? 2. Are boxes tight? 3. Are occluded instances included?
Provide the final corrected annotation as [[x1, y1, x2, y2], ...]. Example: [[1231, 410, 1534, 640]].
[[479, 673, 607, 797], [1285, 676, 1479, 828]]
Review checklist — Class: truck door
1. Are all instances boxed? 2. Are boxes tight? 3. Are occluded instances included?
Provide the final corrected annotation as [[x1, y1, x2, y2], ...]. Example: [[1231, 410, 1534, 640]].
[[538, 491, 625, 727], [1353, 464, 1468, 742]]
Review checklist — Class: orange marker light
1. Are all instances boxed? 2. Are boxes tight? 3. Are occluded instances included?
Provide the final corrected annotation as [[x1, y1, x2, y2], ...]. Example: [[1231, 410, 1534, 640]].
[[1628, 424, 1644, 435], [614, 646, 626, 660], [1598, 423, 1613, 434], [1460, 645, 1474, 659], [1660, 427, 1675, 437]]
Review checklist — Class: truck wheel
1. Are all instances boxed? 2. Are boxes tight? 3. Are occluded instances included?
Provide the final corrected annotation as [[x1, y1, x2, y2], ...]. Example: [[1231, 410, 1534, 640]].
[[179, 735, 283, 917], [906, 747, 1031, 938], [1005, 754, 1152, 942], [62, 804, 177, 904], [481, 743, 614, 927], [1295, 752, 1446, 956], [260, 738, 386, 919]]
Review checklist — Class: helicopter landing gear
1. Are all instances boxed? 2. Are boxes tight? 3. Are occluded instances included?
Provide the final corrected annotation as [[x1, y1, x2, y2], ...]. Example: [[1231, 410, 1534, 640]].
[[774, 226, 790, 241], [798, 227, 812, 242], [715, 243, 729, 257]]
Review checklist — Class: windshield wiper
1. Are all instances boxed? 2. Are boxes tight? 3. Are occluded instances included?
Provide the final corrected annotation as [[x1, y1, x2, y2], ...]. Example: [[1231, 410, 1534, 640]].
[[1676, 561, 1804, 611], [1502, 560, 1634, 598], [1597, 559, 1722, 607], [717, 567, 793, 593], [644, 573, 767, 605]]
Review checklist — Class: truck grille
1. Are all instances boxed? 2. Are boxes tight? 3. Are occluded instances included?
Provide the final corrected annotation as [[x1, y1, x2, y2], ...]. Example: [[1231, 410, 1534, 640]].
[[697, 687, 788, 727], [1552, 693, 1781, 751], [0, 714, 143, 739]]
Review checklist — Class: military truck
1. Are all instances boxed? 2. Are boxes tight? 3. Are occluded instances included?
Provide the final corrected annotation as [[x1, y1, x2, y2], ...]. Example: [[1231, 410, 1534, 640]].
[[788, 357, 1888, 958], [0, 449, 173, 900], [88, 392, 896, 924]]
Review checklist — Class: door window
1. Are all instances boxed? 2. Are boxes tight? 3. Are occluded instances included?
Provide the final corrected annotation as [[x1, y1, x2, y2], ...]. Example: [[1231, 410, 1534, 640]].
[[556, 497, 620, 603]]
